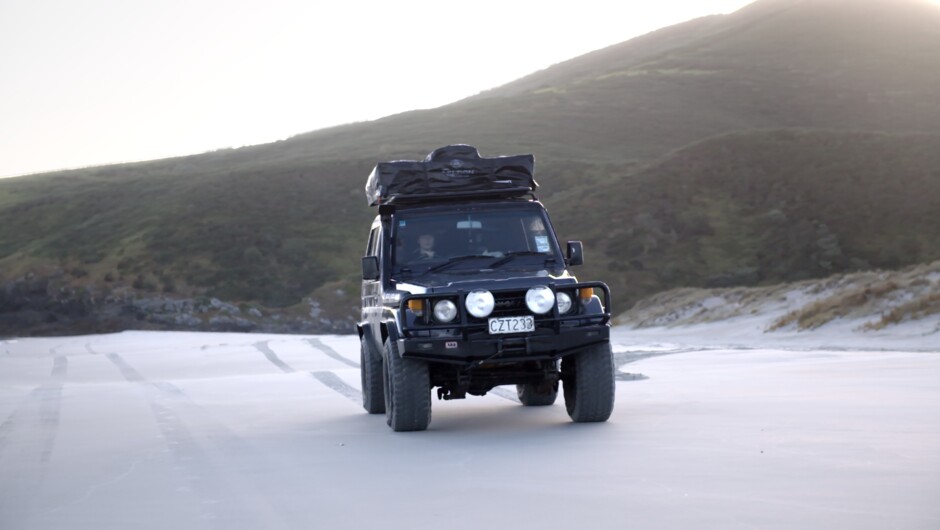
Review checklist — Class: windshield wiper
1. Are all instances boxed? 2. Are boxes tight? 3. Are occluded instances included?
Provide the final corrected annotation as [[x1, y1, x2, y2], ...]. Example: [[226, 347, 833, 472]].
[[420, 254, 493, 275], [489, 251, 555, 268]]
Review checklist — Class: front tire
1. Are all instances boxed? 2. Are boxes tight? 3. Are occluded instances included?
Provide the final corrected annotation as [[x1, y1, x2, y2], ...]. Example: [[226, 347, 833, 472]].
[[360, 337, 385, 414], [562, 343, 615, 423], [383, 338, 431, 432]]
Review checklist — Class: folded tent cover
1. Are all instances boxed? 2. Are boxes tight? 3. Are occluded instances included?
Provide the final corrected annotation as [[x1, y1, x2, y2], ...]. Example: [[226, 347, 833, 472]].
[[365, 145, 537, 206]]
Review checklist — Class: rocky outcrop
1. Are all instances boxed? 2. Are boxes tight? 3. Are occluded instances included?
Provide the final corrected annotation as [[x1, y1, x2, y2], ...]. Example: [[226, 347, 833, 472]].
[[0, 273, 356, 337]]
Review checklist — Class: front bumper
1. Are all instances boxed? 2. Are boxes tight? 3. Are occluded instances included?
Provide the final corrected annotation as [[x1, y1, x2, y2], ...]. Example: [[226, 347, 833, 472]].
[[397, 281, 611, 366], [398, 324, 609, 365]]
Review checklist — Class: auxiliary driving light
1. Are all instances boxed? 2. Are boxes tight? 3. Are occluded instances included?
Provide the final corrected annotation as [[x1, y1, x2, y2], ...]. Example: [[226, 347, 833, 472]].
[[433, 299, 458, 322], [525, 286, 555, 314], [556, 292, 573, 314], [465, 290, 495, 318]]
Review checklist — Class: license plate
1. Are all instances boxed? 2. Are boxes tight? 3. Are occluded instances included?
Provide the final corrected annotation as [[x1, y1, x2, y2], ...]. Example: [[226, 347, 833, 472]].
[[488, 315, 534, 335]]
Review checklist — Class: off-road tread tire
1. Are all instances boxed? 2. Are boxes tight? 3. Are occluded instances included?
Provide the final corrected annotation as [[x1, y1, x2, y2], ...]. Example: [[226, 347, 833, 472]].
[[562, 342, 615, 423], [516, 383, 558, 406], [383, 339, 431, 432], [360, 338, 385, 414]]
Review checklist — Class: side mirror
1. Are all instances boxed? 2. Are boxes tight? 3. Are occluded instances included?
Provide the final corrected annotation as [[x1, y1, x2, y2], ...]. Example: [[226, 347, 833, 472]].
[[361, 256, 380, 280], [566, 241, 584, 266]]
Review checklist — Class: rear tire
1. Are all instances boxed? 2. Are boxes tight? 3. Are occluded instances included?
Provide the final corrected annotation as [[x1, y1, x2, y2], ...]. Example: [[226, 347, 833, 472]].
[[562, 343, 615, 423], [516, 382, 558, 406], [383, 338, 431, 432], [360, 337, 385, 414]]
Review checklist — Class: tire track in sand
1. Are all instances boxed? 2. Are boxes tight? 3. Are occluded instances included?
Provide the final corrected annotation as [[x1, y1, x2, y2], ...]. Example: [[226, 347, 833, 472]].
[[0, 350, 68, 528], [255, 340, 363, 404], [101, 350, 290, 529]]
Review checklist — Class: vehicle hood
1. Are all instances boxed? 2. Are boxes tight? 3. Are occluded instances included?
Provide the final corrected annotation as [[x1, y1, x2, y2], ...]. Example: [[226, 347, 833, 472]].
[[394, 269, 577, 294]]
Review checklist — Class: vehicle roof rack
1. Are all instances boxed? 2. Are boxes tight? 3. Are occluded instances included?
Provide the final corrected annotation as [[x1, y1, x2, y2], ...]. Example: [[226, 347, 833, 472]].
[[365, 144, 538, 207]]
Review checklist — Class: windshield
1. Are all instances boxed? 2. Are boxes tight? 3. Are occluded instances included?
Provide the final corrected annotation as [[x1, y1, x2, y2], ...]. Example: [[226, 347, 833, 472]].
[[393, 208, 560, 273]]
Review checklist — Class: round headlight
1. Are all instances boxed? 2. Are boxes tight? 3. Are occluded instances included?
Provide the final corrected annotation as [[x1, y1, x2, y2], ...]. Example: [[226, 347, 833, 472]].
[[465, 290, 495, 318], [433, 299, 458, 322], [525, 286, 555, 314], [556, 292, 573, 314]]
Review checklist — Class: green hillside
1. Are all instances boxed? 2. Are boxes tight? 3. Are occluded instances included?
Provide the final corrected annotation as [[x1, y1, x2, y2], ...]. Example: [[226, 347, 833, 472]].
[[543, 130, 940, 306], [2, 0, 940, 334]]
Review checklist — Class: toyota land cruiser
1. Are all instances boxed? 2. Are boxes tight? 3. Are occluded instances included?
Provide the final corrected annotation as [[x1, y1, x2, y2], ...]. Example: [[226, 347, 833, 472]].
[[358, 145, 615, 431]]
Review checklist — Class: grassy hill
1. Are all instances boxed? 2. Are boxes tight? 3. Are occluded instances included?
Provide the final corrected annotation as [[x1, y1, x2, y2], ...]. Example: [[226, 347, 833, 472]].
[[543, 129, 940, 306], [2, 0, 940, 334]]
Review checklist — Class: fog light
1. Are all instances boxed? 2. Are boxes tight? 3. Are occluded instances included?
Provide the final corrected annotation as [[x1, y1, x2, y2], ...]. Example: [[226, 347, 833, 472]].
[[433, 299, 458, 322], [465, 290, 495, 318], [525, 286, 554, 314], [556, 292, 573, 314]]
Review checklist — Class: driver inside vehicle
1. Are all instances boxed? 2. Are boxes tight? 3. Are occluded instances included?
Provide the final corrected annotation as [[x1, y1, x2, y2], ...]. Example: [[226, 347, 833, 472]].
[[412, 233, 436, 260]]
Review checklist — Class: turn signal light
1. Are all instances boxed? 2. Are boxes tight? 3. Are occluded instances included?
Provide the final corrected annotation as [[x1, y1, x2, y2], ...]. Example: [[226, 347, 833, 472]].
[[579, 287, 594, 301], [407, 299, 425, 316]]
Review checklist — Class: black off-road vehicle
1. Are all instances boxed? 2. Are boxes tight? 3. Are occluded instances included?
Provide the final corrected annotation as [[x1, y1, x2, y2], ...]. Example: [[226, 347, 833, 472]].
[[357, 145, 614, 431]]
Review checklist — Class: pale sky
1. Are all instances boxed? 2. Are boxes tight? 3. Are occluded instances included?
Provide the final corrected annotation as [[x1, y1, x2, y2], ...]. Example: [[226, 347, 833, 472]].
[[0, 1, 760, 178]]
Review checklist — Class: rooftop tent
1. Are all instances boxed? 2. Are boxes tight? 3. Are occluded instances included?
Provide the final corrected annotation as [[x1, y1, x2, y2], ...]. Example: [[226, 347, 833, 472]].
[[365, 145, 537, 206]]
